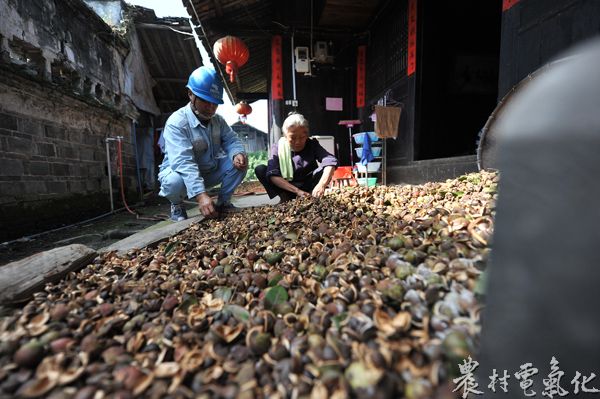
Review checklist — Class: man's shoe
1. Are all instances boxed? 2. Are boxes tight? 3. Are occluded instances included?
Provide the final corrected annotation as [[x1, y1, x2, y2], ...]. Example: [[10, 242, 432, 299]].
[[217, 202, 243, 214], [170, 203, 188, 221]]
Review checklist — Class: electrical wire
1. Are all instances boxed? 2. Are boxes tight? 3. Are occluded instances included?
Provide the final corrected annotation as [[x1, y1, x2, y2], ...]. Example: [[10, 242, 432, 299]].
[[116, 139, 166, 222], [53, 234, 104, 245], [117, 139, 138, 217]]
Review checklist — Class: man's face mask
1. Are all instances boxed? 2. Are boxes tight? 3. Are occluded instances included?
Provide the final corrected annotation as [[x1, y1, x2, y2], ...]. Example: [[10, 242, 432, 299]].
[[191, 95, 218, 120]]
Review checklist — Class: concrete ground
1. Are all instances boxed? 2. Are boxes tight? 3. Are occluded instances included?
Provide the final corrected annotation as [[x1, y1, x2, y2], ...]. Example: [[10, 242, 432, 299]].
[[0, 192, 279, 265]]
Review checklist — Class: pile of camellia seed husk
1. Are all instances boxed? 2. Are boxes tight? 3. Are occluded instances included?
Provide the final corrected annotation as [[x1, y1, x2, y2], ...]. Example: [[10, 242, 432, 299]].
[[0, 171, 498, 399]]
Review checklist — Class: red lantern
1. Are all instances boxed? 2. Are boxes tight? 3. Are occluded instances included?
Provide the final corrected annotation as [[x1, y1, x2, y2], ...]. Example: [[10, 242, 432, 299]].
[[213, 36, 249, 83], [236, 101, 252, 124]]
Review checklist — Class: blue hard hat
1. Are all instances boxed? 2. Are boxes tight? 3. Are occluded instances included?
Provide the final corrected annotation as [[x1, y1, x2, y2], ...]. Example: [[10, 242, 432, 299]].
[[186, 66, 224, 104]]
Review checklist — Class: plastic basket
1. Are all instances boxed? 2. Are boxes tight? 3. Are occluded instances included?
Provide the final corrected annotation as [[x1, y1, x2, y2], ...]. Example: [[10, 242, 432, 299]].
[[355, 146, 382, 158], [357, 177, 377, 187], [352, 132, 379, 144], [356, 161, 382, 173]]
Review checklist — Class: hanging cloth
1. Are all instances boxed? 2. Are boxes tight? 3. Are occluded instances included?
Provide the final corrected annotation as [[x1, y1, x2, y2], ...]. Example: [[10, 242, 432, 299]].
[[360, 133, 375, 165], [277, 137, 294, 180], [374, 105, 402, 138]]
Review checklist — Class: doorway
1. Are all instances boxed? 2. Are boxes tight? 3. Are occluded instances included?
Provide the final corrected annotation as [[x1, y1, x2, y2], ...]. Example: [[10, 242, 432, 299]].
[[416, 0, 502, 160]]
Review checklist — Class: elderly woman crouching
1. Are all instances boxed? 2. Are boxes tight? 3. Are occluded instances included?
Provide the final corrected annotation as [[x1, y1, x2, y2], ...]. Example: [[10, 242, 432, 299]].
[[255, 113, 338, 202]]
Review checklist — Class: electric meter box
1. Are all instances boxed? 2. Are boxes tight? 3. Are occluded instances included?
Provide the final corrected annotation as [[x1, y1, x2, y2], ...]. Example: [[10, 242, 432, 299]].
[[294, 46, 310, 73], [314, 41, 328, 62]]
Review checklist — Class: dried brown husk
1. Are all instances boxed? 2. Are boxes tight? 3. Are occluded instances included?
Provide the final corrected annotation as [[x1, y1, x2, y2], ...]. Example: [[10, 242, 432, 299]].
[[0, 171, 498, 398]]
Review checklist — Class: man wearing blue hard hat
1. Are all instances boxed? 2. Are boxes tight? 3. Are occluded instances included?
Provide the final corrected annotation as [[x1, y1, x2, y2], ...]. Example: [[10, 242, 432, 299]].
[[157, 66, 248, 221]]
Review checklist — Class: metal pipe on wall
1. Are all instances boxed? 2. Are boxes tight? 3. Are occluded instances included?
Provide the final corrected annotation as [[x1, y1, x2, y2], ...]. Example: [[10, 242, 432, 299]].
[[105, 138, 114, 212], [291, 32, 297, 104]]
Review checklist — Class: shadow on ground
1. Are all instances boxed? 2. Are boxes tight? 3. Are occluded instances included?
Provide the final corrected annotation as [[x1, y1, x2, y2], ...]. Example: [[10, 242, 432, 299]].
[[0, 181, 271, 266], [0, 194, 173, 265]]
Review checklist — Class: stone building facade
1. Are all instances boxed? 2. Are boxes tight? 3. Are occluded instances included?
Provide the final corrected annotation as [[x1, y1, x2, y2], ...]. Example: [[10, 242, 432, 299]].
[[0, 0, 159, 241]]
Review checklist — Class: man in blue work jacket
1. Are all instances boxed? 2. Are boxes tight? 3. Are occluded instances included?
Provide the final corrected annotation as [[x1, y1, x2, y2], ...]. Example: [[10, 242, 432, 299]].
[[158, 66, 248, 221]]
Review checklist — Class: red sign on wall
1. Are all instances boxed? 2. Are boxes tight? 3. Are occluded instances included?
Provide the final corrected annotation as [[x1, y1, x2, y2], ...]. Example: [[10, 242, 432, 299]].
[[356, 45, 366, 108], [502, 0, 520, 11], [407, 0, 417, 76], [271, 35, 283, 100]]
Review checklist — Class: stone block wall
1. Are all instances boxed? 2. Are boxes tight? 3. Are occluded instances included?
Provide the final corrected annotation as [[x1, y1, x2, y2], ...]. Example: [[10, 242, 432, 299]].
[[0, 72, 138, 242]]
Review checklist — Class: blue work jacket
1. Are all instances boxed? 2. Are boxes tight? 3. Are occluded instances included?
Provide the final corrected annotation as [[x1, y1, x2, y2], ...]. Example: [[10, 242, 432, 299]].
[[158, 104, 245, 198]]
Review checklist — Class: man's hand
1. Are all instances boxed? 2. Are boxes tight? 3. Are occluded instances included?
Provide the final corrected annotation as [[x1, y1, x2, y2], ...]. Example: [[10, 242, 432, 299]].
[[296, 189, 311, 198], [312, 183, 327, 198], [196, 192, 218, 218], [233, 153, 248, 170]]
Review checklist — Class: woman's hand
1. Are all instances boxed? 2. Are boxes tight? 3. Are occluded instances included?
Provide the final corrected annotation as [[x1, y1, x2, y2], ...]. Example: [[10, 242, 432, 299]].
[[311, 183, 327, 198]]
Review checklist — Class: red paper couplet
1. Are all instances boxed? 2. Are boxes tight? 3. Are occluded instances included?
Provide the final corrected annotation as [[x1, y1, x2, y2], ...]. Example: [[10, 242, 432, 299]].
[[271, 35, 283, 100], [356, 45, 366, 108], [407, 0, 417, 76]]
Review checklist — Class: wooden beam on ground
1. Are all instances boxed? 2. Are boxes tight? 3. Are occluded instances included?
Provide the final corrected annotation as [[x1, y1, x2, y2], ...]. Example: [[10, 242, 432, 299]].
[[101, 216, 203, 256], [0, 244, 97, 305]]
